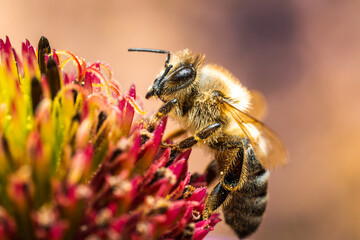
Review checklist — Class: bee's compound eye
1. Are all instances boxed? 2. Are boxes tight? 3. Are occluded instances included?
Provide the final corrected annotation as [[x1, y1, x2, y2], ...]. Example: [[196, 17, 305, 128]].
[[171, 67, 194, 82]]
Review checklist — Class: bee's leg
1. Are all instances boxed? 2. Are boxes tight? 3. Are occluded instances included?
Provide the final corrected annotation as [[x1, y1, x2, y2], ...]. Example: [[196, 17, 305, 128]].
[[141, 99, 178, 144], [203, 142, 245, 219], [165, 123, 221, 166], [147, 98, 178, 132], [203, 181, 230, 219], [164, 128, 187, 142], [174, 123, 221, 150], [204, 137, 243, 184], [222, 142, 246, 190]]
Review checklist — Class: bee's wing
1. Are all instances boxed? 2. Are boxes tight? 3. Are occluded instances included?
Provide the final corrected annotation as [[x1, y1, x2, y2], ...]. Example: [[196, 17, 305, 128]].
[[222, 99, 287, 169], [248, 90, 267, 120]]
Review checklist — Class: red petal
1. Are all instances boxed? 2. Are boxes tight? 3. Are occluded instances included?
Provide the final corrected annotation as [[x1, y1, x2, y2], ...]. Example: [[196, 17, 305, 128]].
[[168, 158, 187, 180], [128, 84, 136, 99], [186, 187, 207, 203], [133, 118, 167, 175], [167, 172, 191, 200]]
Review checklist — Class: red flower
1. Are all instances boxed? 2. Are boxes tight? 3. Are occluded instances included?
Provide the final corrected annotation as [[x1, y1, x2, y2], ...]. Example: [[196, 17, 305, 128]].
[[0, 36, 220, 239]]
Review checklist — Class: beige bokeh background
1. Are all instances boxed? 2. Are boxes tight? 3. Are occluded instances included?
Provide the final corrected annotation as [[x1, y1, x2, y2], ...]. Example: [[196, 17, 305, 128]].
[[2, 0, 360, 239]]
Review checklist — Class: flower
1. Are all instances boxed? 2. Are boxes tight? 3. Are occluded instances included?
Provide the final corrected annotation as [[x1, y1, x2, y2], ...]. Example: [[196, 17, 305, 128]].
[[0, 36, 220, 239]]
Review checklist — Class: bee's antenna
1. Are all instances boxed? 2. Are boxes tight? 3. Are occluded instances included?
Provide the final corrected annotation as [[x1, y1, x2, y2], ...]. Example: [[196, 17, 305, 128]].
[[128, 48, 171, 68], [156, 64, 173, 87]]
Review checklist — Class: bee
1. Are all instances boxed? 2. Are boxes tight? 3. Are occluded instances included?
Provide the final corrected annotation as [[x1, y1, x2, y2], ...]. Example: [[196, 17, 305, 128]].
[[129, 48, 287, 238]]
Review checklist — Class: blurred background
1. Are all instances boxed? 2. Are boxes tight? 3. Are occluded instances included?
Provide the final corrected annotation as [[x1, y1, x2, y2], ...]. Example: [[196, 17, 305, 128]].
[[1, 0, 360, 239]]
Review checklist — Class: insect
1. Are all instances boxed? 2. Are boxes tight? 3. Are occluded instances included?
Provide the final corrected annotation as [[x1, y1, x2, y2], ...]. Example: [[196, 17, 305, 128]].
[[128, 48, 287, 238]]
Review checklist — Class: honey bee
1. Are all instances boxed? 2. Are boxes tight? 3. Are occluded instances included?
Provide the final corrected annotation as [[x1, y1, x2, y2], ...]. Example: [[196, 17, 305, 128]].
[[129, 48, 287, 238]]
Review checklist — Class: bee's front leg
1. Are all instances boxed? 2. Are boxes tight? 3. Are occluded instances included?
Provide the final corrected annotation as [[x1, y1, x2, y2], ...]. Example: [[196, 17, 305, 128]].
[[203, 142, 246, 219], [146, 98, 178, 132], [140, 98, 179, 144]]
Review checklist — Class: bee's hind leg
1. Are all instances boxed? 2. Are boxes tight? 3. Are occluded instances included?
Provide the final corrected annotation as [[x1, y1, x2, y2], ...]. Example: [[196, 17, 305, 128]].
[[203, 142, 246, 219], [204, 137, 245, 185]]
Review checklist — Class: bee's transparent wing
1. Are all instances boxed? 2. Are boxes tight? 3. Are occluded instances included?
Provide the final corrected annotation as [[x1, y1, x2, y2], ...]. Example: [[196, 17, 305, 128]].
[[222, 99, 287, 169], [248, 90, 267, 120]]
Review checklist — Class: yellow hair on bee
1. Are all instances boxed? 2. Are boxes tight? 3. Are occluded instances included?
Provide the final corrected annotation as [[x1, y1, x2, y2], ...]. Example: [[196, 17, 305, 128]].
[[137, 47, 287, 239]]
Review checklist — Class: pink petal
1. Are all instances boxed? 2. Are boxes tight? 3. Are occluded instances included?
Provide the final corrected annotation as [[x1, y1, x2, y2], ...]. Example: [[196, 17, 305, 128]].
[[0, 39, 4, 52], [25, 39, 30, 47], [49, 222, 68, 240], [145, 178, 171, 198], [167, 172, 191, 201], [186, 187, 207, 203], [164, 201, 187, 224], [193, 214, 222, 240], [168, 158, 187, 180], [193, 229, 209, 240], [128, 84, 136, 99], [141, 148, 170, 186], [119, 87, 137, 136], [83, 72, 93, 94], [63, 74, 70, 85], [52, 49, 60, 66], [133, 118, 167, 175]]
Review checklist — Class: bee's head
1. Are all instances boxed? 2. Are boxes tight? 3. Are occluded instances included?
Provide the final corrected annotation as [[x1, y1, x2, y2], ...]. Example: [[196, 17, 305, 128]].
[[128, 48, 204, 102]]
